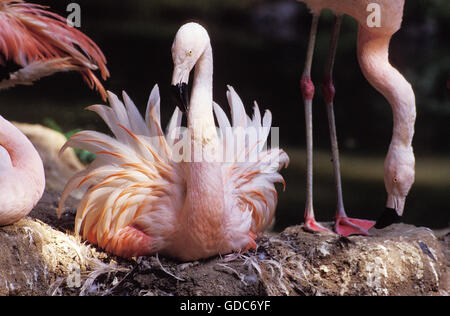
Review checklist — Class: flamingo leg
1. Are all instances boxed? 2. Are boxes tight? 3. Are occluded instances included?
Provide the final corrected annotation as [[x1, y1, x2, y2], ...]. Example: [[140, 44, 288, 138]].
[[301, 13, 332, 233], [321, 15, 375, 236]]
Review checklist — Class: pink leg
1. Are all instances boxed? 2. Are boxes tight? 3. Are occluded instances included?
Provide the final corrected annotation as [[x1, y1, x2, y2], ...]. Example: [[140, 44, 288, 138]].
[[322, 15, 374, 236], [301, 13, 332, 234]]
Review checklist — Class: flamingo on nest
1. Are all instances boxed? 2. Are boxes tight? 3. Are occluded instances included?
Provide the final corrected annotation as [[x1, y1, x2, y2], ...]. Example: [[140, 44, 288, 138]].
[[58, 23, 289, 261]]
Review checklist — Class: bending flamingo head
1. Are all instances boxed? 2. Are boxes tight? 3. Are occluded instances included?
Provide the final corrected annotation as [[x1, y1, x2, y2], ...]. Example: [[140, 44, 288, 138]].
[[384, 145, 415, 216], [171, 22, 210, 108]]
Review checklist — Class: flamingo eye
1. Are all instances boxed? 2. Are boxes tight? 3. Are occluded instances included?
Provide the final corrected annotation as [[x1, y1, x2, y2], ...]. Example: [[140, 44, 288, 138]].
[[393, 177, 398, 183], [187, 50, 193, 56]]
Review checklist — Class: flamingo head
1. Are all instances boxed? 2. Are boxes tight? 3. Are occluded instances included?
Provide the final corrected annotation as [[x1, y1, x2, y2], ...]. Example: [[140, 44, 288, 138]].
[[384, 144, 415, 216], [171, 22, 210, 108]]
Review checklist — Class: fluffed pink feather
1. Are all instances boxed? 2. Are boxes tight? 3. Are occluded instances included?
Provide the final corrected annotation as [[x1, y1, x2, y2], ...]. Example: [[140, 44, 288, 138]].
[[58, 85, 289, 260]]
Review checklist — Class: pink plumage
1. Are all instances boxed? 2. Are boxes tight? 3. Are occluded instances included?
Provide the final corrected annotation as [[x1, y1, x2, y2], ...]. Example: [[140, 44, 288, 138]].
[[297, 0, 415, 234], [0, 115, 45, 225], [0, 0, 109, 99], [58, 19, 288, 263], [58, 85, 289, 261], [0, 0, 109, 226]]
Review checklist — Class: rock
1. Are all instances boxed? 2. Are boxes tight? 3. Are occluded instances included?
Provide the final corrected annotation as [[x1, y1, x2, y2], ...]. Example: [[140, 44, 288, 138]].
[[13, 122, 85, 198], [258, 224, 448, 296], [0, 190, 448, 296]]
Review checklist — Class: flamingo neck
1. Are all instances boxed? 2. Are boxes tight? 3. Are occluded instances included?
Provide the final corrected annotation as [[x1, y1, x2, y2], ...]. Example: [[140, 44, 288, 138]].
[[177, 161, 225, 259], [0, 115, 45, 225], [357, 27, 416, 150], [187, 43, 218, 161], [177, 43, 226, 258], [0, 116, 43, 174]]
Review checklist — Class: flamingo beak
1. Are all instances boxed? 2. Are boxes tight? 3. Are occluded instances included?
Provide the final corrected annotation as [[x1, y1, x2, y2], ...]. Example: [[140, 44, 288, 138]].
[[171, 66, 190, 109], [375, 194, 404, 229], [386, 194, 406, 216], [374, 207, 402, 229], [171, 82, 189, 110]]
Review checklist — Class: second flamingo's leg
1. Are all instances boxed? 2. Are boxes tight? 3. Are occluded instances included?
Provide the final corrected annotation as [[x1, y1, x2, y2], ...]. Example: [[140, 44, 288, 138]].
[[321, 15, 375, 236], [301, 13, 332, 233]]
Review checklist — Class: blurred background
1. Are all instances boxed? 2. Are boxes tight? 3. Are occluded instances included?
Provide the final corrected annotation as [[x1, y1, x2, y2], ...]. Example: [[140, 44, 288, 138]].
[[1, 0, 449, 230]]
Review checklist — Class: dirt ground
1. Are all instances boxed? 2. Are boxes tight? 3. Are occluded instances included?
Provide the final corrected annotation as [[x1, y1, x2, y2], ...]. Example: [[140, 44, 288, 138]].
[[0, 189, 444, 296]]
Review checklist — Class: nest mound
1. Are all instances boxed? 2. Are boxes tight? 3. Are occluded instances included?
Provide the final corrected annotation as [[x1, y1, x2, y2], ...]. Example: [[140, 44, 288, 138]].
[[0, 189, 448, 296]]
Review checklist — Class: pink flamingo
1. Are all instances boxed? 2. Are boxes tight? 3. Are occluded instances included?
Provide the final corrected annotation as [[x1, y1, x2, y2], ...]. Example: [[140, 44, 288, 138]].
[[58, 23, 289, 261], [0, 0, 109, 225], [297, 0, 416, 235], [0, 116, 45, 225]]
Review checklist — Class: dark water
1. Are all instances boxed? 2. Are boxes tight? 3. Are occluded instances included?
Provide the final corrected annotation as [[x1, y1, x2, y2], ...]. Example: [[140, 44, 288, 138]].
[[1, 0, 449, 229]]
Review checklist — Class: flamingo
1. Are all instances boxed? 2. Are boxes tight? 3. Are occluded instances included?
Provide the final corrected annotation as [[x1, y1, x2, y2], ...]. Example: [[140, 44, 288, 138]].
[[0, 0, 109, 225], [57, 22, 289, 261], [297, 0, 416, 235]]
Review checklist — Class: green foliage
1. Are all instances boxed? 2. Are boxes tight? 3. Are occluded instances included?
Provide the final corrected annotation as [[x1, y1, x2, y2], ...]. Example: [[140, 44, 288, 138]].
[[44, 118, 96, 165], [43, 117, 63, 134]]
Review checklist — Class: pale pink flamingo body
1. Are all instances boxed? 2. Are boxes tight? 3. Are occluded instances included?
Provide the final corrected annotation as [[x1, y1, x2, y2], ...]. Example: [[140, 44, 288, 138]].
[[297, 0, 416, 234], [0, 0, 109, 225], [0, 115, 44, 225], [58, 23, 289, 261]]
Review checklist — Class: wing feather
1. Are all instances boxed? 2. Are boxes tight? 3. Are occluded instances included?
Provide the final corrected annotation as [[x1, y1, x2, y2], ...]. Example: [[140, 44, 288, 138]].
[[219, 86, 289, 234], [59, 89, 185, 254]]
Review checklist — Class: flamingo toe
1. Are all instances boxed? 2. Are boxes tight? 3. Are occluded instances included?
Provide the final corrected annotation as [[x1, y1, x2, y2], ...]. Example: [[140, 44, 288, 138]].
[[335, 217, 375, 237]]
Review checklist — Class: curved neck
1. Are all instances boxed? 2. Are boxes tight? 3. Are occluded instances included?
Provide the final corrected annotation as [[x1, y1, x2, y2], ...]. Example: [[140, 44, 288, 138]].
[[188, 43, 213, 127], [187, 43, 218, 162], [0, 115, 45, 225], [357, 27, 416, 149], [0, 116, 43, 173], [181, 43, 225, 250]]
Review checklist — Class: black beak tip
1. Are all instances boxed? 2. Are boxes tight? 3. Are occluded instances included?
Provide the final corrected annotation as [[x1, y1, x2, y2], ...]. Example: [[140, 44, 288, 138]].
[[171, 83, 189, 109], [374, 207, 402, 229]]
